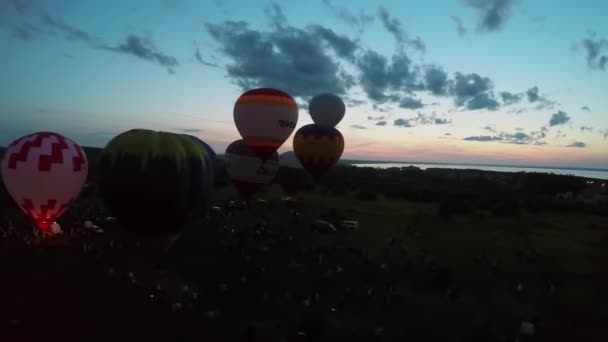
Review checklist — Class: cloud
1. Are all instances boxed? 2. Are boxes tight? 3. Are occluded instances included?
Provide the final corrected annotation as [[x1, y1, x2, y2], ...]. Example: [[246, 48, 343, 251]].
[[581, 106, 590, 111], [310, 25, 359, 61], [434, 118, 452, 125], [321, 0, 374, 31], [9, 0, 33, 14], [549, 110, 570, 126], [600, 129, 608, 140], [206, 20, 356, 99], [514, 127, 524, 131], [194, 48, 219, 67], [463, 0, 518, 32], [450, 15, 467, 36], [264, 1, 287, 28], [394, 118, 413, 127], [368, 115, 385, 121], [449, 72, 493, 107], [466, 92, 499, 110], [580, 126, 593, 133], [580, 31, 608, 71], [566, 142, 586, 148], [483, 124, 497, 132], [424, 65, 449, 95], [107, 34, 179, 68], [12, 23, 43, 41], [41, 13, 105, 48], [499, 91, 523, 105], [445, 133, 452, 136], [377, 6, 425, 53], [526, 86, 539, 102], [376, 120, 387, 126], [399, 96, 423, 109], [463, 135, 502, 141], [351, 124, 367, 129], [180, 128, 204, 133], [500, 131, 533, 144], [356, 50, 419, 103]]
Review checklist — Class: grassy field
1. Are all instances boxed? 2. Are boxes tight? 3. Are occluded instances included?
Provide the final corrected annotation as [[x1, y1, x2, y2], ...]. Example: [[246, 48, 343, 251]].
[[1, 166, 608, 340]]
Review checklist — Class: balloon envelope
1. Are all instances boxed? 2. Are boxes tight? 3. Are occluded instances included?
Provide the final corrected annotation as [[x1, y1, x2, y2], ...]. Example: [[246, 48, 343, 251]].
[[98, 129, 210, 236], [293, 124, 344, 180], [0, 132, 88, 231], [308, 93, 345, 127], [225, 140, 279, 198], [183, 135, 216, 215], [233, 88, 298, 159]]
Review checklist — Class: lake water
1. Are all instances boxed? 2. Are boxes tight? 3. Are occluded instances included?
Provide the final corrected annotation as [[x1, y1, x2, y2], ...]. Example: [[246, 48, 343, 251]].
[[351, 163, 608, 180]]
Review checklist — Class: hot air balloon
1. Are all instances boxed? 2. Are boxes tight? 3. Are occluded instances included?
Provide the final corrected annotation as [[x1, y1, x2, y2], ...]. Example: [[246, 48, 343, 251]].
[[98, 129, 210, 236], [225, 139, 279, 199], [183, 134, 216, 214], [0, 132, 88, 231], [233, 88, 298, 159], [308, 93, 345, 127], [277, 151, 311, 195], [293, 124, 344, 180]]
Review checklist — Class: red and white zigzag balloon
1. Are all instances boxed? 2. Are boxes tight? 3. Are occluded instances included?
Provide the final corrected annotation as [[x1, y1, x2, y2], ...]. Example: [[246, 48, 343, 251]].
[[1, 132, 88, 231]]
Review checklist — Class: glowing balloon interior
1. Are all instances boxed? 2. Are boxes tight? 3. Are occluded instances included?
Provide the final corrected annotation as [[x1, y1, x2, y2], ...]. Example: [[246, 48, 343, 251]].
[[0, 132, 88, 231], [233, 88, 298, 159]]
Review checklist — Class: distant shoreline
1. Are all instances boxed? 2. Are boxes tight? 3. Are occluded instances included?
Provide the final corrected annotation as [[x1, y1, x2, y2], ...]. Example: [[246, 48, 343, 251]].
[[339, 159, 608, 173]]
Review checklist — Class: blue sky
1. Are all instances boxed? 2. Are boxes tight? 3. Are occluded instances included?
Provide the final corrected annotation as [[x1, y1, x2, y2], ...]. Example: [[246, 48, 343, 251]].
[[1, 0, 607, 168]]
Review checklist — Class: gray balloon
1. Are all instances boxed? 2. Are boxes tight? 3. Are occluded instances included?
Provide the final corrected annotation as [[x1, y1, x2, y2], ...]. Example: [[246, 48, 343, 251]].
[[308, 93, 345, 127]]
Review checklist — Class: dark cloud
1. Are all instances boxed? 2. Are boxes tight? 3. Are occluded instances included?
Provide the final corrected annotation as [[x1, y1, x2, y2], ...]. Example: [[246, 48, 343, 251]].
[[581, 32, 608, 71], [399, 96, 423, 109], [483, 124, 497, 133], [180, 128, 203, 133], [600, 129, 608, 140], [526, 86, 539, 102], [450, 15, 467, 36], [376, 120, 387, 126], [449, 72, 493, 107], [424, 65, 449, 95], [549, 110, 570, 126], [580, 126, 593, 133], [377, 6, 425, 53], [463, 0, 518, 32], [368, 115, 385, 121], [265, 1, 287, 27], [499, 91, 523, 105], [466, 92, 499, 110], [309, 25, 359, 61], [350, 124, 367, 129], [12, 23, 43, 41], [501, 131, 532, 144], [41, 13, 105, 48], [394, 118, 413, 127], [206, 20, 355, 98], [434, 118, 452, 125], [194, 48, 219, 67], [321, 0, 374, 31], [10, 0, 33, 14], [356, 50, 419, 103], [566, 142, 586, 148], [581, 106, 590, 111], [445, 133, 452, 136], [463, 135, 502, 141], [107, 34, 179, 68], [530, 126, 548, 139]]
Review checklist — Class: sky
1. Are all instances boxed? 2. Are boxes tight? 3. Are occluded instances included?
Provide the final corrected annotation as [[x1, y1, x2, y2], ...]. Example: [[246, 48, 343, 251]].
[[1, 0, 607, 168]]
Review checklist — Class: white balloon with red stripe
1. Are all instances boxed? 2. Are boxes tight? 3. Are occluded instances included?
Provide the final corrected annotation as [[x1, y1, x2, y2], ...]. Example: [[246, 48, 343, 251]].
[[1, 132, 88, 231]]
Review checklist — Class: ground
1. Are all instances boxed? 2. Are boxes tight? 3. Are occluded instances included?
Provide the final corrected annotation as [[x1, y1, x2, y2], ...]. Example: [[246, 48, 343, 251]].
[[1, 185, 608, 341]]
